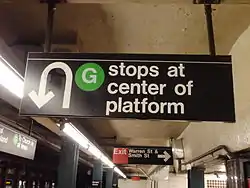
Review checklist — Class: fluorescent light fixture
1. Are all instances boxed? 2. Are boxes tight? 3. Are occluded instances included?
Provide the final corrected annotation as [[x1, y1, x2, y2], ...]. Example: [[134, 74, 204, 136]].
[[101, 155, 115, 168], [0, 55, 24, 98], [63, 123, 89, 149], [114, 167, 127, 179], [88, 144, 102, 159], [62, 122, 126, 178]]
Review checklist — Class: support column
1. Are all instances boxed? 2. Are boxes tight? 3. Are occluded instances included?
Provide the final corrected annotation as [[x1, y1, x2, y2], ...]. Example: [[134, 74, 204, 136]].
[[105, 169, 114, 188], [204, 4, 216, 56], [57, 137, 79, 188], [92, 160, 103, 188], [188, 167, 204, 188], [112, 174, 118, 188], [226, 159, 245, 188], [151, 180, 157, 188]]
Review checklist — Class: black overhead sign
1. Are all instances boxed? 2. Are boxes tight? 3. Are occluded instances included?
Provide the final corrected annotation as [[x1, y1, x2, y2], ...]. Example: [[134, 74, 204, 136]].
[[0, 123, 37, 160], [20, 53, 235, 122], [112, 146, 173, 165]]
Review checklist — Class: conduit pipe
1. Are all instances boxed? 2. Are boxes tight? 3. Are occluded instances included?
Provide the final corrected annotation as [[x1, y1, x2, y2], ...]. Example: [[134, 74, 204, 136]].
[[182, 145, 232, 166]]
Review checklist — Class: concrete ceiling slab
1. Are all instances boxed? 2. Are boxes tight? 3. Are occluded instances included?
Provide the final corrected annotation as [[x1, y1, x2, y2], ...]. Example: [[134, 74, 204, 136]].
[[109, 120, 187, 138], [90, 119, 187, 138]]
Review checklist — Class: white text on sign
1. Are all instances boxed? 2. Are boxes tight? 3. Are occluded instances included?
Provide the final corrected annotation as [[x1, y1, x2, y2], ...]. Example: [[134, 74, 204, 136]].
[[105, 63, 194, 116]]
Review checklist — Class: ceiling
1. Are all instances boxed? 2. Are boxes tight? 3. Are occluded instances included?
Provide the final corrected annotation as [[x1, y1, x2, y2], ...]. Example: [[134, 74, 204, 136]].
[[1, 0, 250, 177], [89, 119, 187, 151]]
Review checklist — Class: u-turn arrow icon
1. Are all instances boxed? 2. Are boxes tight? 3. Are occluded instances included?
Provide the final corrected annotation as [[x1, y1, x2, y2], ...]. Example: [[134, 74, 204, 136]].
[[28, 62, 73, 109]]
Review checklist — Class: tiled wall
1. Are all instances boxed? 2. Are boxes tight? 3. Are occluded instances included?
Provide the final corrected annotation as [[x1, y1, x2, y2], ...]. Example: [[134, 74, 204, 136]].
[[206, 180, 227, 188], [205, 174, 227, 188]]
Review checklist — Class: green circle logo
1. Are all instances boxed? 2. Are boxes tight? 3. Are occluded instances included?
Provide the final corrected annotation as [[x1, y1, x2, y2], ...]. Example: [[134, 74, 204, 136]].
[[75, 63, 105, 91]]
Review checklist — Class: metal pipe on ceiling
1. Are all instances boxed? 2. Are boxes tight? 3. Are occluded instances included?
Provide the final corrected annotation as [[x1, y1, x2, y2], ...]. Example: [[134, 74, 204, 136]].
[[148, 165, 164, 177], [205, 171, 226, 174], [182, 145, 232, 166], [137, 166, 152, 180]]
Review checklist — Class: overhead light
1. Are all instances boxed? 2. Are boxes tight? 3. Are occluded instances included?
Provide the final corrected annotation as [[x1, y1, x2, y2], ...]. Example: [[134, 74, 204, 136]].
[[0, 55, 24, 98], [62, 122, 126, 179], [63, 122, 89, 149], [101, 155, 115, 168], [114, 167, 127, 179], [88, 144, 102, 159]]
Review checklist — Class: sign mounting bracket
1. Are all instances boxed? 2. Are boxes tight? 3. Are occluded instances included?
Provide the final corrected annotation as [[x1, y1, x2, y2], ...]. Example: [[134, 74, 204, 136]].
[[204, 3, 216, 56], [45, 1, 56, 52]]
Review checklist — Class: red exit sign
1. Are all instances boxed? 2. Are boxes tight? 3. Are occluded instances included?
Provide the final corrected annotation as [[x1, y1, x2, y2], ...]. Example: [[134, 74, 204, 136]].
[[112, 148, 129, 164]]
